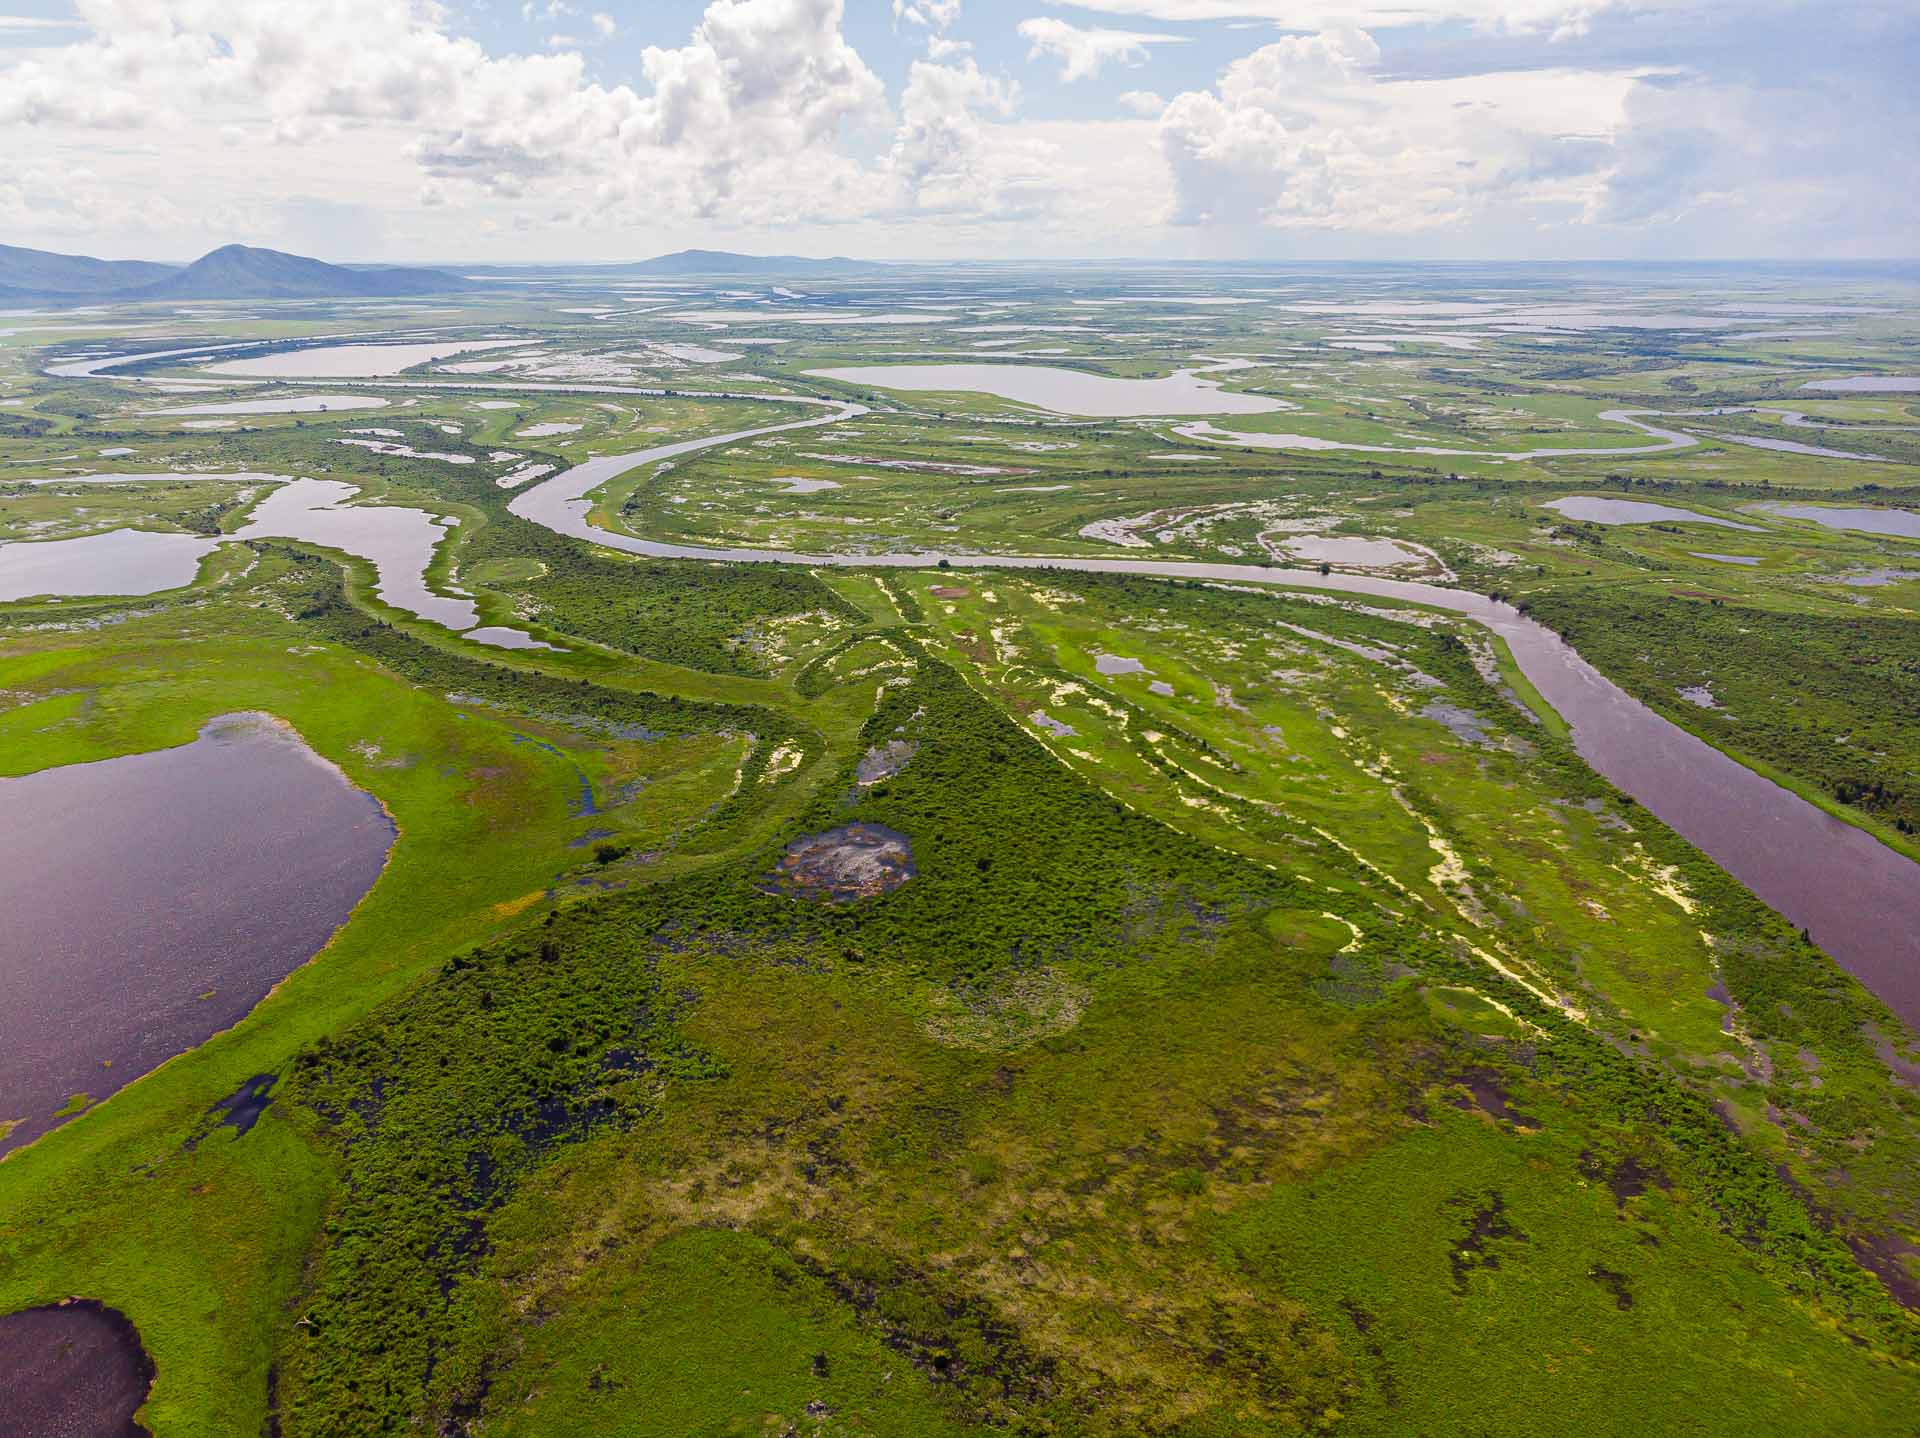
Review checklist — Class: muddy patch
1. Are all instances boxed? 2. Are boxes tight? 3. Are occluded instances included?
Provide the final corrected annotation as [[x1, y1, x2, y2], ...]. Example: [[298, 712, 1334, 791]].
[[763, 823, 916, 903], [1446, 1190, 1528, 1292], [1578, 1149, 1671, 1210], [0, 1299, 155, 1436], [1588, 1264, 1635, 1309], [929, 585, 971, 599], [1448, 1070, 1539, 1130], [855, 739, 919, 788]]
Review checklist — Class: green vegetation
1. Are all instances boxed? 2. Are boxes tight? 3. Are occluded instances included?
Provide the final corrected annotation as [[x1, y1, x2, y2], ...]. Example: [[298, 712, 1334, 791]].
[[3, 266, 1920, 1435]]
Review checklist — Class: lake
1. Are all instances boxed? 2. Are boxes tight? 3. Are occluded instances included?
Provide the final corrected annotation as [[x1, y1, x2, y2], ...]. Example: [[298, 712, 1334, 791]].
[[1544, 496, 1762, 530], [230, 477, 479, 629], [801, 363, 1291, 417], [0, 528, 219, 600], [1799, 376, 1920, 393], [0, 714, 392, 1154], [1756, 504, 1920, 539]]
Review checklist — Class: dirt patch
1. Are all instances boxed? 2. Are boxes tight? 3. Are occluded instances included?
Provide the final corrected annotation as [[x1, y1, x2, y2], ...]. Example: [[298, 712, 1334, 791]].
[[855, 739, 919, 787], [1588, 1264, 1635, 1309], [0, 1299, 155, 1437], [930, 585, 971, 599], [763, 823, 916, 903], [1449, 1070, 1539, 1130], [1578, 1149, 1671, 1210], [1446, 1190, 1527, 1293]]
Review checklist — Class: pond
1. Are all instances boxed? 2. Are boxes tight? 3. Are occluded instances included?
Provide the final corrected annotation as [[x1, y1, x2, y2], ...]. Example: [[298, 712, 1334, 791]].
[[0, 528, 218, 600], [0, 1300, 153, 1435], [1756, 504, 1920, 539], [230, 477, 478, 629], [801, 363, 1290, 417], [1799, 376, 1920, 393], [1544, 496, 1761, 530], [0, 714, 392, 1154]]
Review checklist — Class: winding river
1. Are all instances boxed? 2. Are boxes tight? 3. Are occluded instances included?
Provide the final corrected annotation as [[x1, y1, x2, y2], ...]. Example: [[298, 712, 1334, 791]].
[[52, 341, 1920, 1025], [511, 403, 1920, 1029]]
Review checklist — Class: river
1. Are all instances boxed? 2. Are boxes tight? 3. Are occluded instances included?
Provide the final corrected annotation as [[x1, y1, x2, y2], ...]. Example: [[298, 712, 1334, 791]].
[[510, 405, 1920, 1029]]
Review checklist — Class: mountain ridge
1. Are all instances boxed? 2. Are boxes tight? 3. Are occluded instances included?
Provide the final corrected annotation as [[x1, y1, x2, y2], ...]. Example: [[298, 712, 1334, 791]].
[[0, 242, 476, 303]]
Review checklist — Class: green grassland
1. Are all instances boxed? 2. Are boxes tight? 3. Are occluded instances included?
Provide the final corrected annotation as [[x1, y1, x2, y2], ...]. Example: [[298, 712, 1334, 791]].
[[3, 269, 1920, 1435]]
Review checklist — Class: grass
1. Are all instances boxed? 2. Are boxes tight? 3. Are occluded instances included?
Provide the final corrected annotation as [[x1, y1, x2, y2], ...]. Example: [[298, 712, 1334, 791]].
[[4, 269, 1920, 1435]]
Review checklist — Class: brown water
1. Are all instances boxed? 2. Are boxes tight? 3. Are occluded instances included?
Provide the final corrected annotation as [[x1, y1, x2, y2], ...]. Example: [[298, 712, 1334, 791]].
[[0, 713, 392, 1154], [513, 413, 1920, 1029], [0, 1299, 153, 1436]]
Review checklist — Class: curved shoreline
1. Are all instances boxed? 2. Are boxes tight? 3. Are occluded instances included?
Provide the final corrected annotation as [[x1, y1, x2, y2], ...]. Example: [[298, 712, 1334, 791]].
[[512, 418, 1920, 1029]]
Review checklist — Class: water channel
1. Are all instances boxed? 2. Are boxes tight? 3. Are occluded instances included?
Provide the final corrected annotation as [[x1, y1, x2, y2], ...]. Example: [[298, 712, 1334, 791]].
[[511, 405, 1920, 1028]]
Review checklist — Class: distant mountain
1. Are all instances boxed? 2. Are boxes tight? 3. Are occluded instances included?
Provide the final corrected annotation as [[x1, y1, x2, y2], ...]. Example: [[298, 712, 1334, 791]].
[[612, 248, 882, 277], [116, 245, 475, 301], [0, 242, 476, 303], [0, 242, 179, 301]]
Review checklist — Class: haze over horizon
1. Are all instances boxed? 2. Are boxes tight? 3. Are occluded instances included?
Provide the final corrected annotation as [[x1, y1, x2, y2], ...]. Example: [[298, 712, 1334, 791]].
[[1, 0, 1914, 266]]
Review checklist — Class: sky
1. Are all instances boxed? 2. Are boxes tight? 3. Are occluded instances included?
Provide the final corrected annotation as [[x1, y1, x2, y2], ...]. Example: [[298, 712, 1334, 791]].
[[0, 0, 1914, 264]]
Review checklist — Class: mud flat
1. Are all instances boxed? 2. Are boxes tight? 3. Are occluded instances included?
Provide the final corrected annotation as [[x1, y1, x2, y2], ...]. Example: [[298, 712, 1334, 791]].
[[762, 823, 915, 903], [0, 713, 392, 1154]]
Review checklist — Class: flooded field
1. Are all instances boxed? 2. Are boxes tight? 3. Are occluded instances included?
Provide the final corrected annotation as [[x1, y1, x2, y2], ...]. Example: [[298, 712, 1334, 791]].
[[802, 363, 1290, 417], [0, 527, 219, 600], [0, 713, 392, 1153]]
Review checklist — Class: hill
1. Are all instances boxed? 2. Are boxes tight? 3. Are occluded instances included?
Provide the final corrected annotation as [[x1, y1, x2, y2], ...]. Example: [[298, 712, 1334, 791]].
[[0, 242, 178, 301], [0, 242, 475, 302], [610, 248, 882, 276], [117, 245, 474, 301]]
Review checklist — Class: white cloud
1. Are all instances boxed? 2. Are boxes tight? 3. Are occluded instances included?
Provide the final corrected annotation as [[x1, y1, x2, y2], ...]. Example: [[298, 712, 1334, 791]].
[[0, 14, 85, 29], [1118, 89, 1165, 115], [1046, 0, 1669, 31], [1158, 26, 1639, 230], [591, 11, 615, 37], [893, 0, 962, 30], [1017, 17, 1184, 82]]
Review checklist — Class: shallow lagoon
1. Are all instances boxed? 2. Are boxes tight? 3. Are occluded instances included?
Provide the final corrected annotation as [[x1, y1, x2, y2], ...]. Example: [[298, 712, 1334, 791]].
[[0, 527, 218, 600], [231, 477, 478, 628], [1544, 496, 1761, 531], [1757, 504, 1920, 539], [802, 363, 1290, 417], [0, 713, 391, 1153]]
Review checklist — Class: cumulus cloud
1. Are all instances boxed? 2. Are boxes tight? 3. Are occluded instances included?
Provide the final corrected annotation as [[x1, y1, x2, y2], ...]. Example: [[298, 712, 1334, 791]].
[[1018, 17, 1184, 81], [1044, 0, 1653, 28], [1158, 26, 1638, 230]]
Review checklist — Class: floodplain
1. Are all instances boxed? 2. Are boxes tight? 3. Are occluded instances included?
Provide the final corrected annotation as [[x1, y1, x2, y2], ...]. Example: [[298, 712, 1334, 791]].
[[3, 260, 1920, 1436]]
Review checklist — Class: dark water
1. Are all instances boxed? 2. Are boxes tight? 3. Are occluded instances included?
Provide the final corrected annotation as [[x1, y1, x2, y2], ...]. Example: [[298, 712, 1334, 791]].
[[0, 713, 392, 1154], [0, 1299, 154, 1436], [513, 417, 1920, 1030]]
